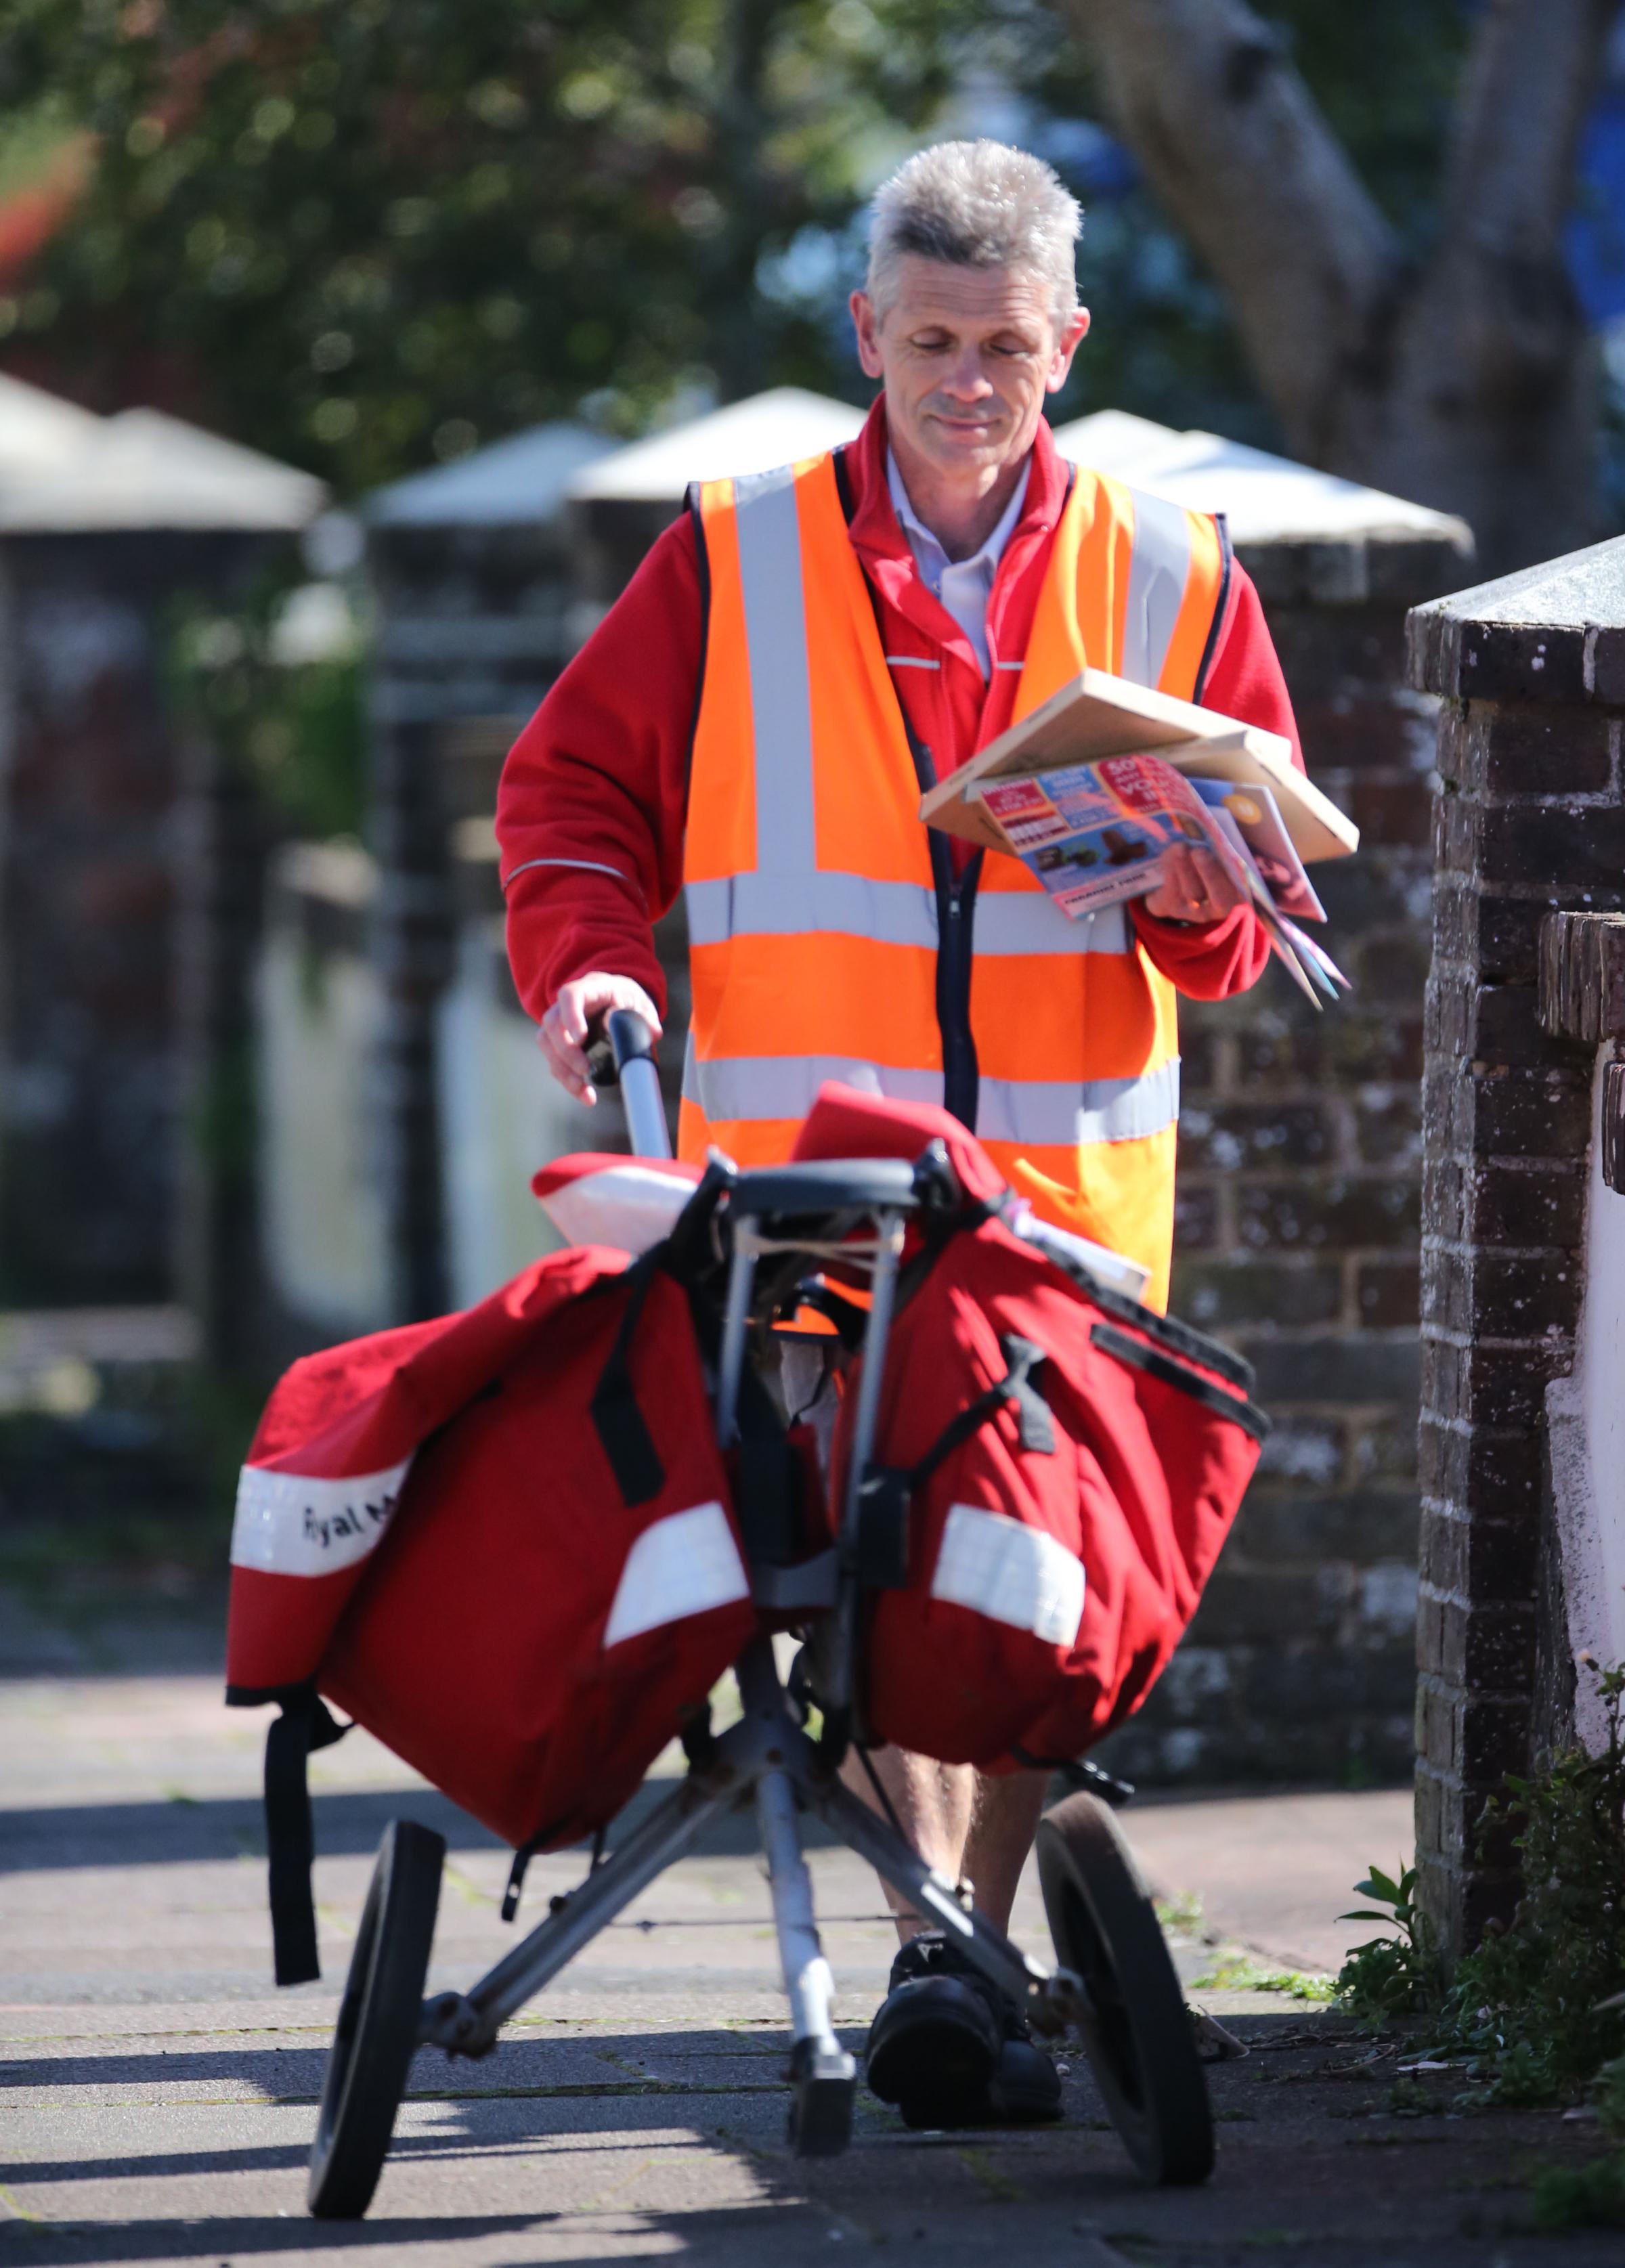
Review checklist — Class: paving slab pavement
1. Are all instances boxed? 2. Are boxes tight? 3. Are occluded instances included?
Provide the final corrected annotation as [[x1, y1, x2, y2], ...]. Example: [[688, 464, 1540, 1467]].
[[4, 1657, 1622, 2266]]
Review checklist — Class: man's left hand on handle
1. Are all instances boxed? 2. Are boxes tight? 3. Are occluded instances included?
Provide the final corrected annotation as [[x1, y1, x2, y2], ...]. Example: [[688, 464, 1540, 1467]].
[[540, 972, 664, 1105]]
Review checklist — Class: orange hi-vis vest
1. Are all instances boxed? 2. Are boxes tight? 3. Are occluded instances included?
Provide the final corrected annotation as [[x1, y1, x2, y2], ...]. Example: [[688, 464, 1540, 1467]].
[[678, 450, 1230, 1309]]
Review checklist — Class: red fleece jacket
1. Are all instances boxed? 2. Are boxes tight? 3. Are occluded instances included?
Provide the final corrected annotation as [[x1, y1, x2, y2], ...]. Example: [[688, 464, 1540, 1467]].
[[498, 401, 1305, 1023]]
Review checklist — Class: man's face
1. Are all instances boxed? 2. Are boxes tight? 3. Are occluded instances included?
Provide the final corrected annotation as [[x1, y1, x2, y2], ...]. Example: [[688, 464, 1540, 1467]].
[[850, 255, 1089, 479]]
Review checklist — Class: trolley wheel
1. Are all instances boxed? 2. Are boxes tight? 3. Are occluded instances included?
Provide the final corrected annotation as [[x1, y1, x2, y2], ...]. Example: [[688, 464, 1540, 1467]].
[[1035, 1791, 1213, 2187], [307, 1818, 445, 2219], [786, 2038, 857, 2158]]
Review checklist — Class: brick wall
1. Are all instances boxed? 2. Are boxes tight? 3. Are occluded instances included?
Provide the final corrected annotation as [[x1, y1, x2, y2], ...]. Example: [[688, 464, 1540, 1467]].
[[1100, 547, 1462, 1789], [1406, 546, 1625, 1960]]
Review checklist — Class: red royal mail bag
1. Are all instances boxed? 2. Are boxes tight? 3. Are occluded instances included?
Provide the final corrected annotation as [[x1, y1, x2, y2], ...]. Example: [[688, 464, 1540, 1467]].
[[226, 1234, 757, 1984], [795, 1086, 1268, 1769]]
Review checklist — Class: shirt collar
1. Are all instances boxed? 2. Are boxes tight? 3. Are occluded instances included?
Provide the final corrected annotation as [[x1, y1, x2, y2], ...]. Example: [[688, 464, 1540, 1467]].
[[885, 448, 1032, 584], [842, 399, 1072, 676], [843, 396, 1070, 568]]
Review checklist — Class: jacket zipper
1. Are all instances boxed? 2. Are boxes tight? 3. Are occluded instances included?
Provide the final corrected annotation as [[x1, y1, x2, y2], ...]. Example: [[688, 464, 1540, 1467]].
[[911, 738, 982, 1131], [852, 538, 983, 1132]]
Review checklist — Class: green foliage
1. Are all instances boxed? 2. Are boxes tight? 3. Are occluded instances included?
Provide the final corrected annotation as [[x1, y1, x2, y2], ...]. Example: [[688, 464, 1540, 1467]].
[[1256, 1, 1471, 247], [0, 0, 1498, 497], [0, 89, 85, 203], [0, 0, 963, 492], [1332, 1672, 1625, 2094], [961, 0, 1475, 445], [1190, 1953, 1335, 2003], [1597, 2052, 1625, 2139], [1335, 1861, 1439, 2020], [1515, 2041, 1625, 2237], [1337, 1672, 1625, 2077], [1529, 2154, 1625, 2234], [1153, 1888, 1205, 1937], [165, 571, 366, 839], [1435, 1663, 1625, 2108]]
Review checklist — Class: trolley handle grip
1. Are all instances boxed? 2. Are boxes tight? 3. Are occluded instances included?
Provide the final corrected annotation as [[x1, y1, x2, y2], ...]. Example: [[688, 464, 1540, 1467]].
[[585, 1008, 657, 1084], [584, 1009, 671, 1160]]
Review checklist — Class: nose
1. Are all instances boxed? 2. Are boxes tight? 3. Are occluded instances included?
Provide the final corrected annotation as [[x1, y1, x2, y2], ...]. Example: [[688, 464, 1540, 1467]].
[[939, 342, 994, 401]]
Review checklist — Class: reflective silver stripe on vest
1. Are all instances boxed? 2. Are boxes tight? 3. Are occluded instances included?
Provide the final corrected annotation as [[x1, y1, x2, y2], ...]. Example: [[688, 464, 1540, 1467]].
[[1121, 485, 1192, 689], [974, 896, 1129, 958], [683, 1037, 1177, 1146], [682, 1039, 945, 1123], [686, 871, 938, 949], [687, 468, 1192, 1152], [733, 464, 817, 879], [687, 876, 1129, 956], [976, 1055, 1180, 1148]]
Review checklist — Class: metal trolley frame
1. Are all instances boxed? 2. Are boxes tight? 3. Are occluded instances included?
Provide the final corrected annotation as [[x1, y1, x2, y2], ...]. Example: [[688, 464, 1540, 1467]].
[[304, 1013, 1216, 2216]]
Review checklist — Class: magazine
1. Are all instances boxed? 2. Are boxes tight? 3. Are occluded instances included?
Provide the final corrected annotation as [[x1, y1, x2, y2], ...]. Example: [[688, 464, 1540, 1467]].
[[921, 663, 1360, 865], [1188, 778, 1326, 924], [973, 750, 1351, 1009]]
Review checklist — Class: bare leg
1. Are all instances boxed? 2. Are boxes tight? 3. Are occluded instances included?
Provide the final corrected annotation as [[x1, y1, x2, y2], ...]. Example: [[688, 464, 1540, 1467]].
[[961, 1770, 1050, 1936], [839, 1745, 976, 1944]]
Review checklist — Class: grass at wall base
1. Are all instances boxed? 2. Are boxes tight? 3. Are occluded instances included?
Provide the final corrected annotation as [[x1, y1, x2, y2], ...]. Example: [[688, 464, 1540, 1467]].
[[1335, 1660, 1625, 2225]]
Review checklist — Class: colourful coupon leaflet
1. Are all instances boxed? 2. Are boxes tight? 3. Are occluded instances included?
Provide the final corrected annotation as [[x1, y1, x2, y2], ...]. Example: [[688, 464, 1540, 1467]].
[[980, 755, 1198, 917], [1191, 778, 1326, 922], [972, 754, 1351, 1011]]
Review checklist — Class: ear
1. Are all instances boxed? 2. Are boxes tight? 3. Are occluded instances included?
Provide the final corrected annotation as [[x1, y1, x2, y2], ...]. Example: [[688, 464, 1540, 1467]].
[[850, 288, 886, 381], [1047, 307, 1090, 394]]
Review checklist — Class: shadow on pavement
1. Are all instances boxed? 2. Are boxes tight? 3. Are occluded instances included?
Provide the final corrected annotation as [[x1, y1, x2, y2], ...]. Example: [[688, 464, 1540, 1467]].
[[1, 2025, 794, 2106], [0, 1772, 838, 1875], [0, 2215, 546, 2264]]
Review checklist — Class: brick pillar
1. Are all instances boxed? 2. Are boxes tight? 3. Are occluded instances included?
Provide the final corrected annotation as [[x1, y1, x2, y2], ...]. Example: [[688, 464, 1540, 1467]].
[[1103, 529, 1469, 1788], [1407, 541, 1625, 1961]]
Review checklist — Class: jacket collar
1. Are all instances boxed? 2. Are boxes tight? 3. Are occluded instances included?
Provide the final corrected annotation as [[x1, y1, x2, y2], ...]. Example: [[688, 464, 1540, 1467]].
[[840, 396, 1071, 667]]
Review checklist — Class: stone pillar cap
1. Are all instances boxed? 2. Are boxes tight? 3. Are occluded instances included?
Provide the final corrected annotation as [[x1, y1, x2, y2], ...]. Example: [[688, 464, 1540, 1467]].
[[1408, 532, 1625, 704]]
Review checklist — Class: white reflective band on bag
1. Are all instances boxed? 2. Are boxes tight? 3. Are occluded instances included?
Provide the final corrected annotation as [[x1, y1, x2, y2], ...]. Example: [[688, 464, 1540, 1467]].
[[930, 1503, 1085, 1648], [603, 1500, 750, 1649], [230, 1458, 413, 1576], [536, 1162, 697, 1255]]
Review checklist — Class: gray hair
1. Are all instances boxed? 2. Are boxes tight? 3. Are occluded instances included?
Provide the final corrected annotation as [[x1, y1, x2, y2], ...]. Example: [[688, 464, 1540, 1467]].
[[866, 139, 1081, 329]]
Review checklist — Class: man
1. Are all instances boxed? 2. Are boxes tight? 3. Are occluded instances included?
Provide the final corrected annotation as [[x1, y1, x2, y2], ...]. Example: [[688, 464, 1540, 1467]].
[[498, 138, 1303, 2130]]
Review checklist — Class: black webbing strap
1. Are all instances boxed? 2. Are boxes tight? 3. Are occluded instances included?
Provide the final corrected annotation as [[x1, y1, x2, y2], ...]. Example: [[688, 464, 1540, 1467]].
[[679, 1280, 800, 1566], [589, 1253, 666, 1504], [1089, 1320, 1271, 1442], [1009, 1745, 1137, 1808], [997, 1196, 1257, 1395], [502, 1844, 536, 1923], [733, 1359, 800, 1563], [592, 1178, 750, 1507], [854, 1336, 1056, 1589], [907, 1334, 1055, 1487], [264, 1691, 349, 1985]]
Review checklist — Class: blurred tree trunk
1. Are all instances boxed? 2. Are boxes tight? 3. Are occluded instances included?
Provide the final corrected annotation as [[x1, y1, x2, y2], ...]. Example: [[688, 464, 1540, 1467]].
[[1066, 0, 1618, 572]]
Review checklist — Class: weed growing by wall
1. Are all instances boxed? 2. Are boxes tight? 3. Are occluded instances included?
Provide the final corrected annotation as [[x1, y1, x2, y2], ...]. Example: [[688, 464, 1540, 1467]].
[[1338, 1662, 1625, 2105]]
